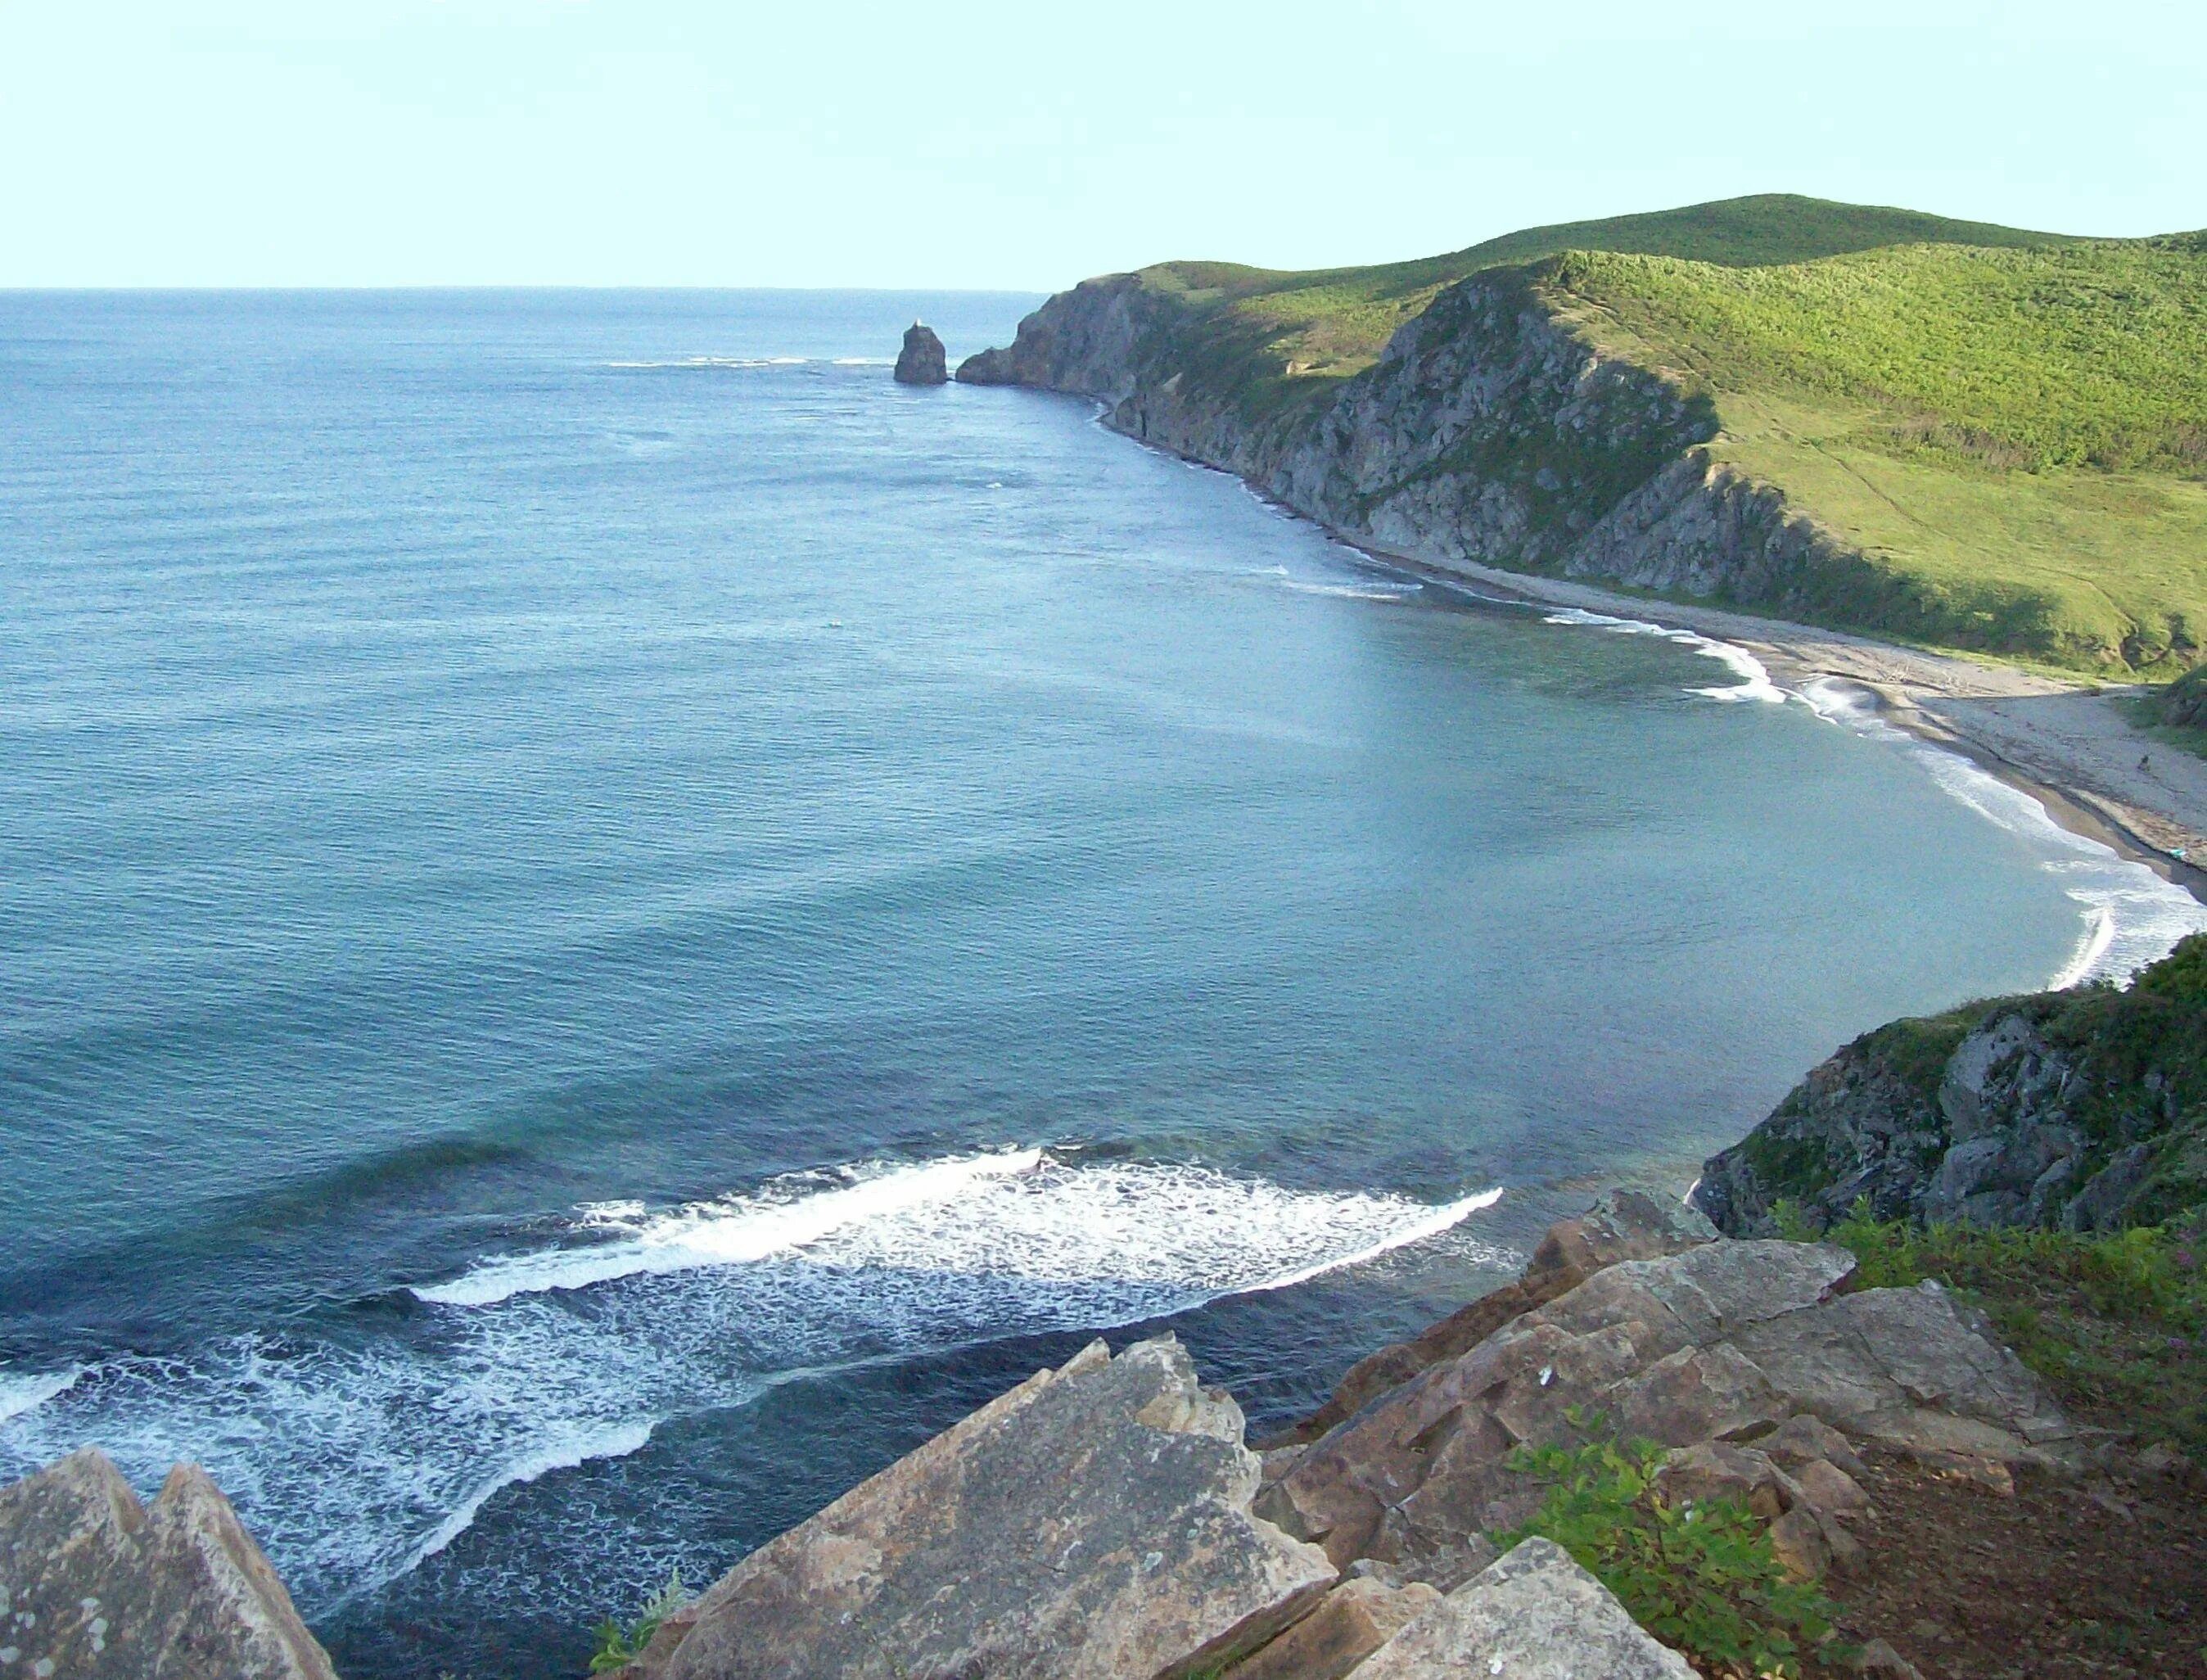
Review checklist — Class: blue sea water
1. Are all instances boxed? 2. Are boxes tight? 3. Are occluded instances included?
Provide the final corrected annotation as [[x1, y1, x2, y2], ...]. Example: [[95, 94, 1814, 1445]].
[[2, 290, 2200, 1678]]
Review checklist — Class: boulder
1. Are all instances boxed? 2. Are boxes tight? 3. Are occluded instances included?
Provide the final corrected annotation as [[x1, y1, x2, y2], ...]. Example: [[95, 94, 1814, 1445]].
[[0, 1447, 336, 1680], [1280, 1191, 1715, 1444], [1349, 1538, 1696, 1679], [1760, 1411, 1867, 1480], [658, 1337, 1336, 1680], [1225, 1577, 1438, 1680], [893, 322, 948, 385], [1654, 1440, 1791, 1520]]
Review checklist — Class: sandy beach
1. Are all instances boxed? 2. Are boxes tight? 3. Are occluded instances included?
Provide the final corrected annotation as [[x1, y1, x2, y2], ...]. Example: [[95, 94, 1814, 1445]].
[[1347, 542, 2207, 905]]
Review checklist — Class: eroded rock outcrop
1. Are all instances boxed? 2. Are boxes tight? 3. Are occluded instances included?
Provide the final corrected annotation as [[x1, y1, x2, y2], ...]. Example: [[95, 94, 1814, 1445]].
[[1278, 1190, 1717, 1444], [0, 1447, 336, 1680], [1257, 1238, 2071, 1586], [1694, 932, 2207, 1235], [652, 1337, 1336, 1680], [893, 322, 948, 385]]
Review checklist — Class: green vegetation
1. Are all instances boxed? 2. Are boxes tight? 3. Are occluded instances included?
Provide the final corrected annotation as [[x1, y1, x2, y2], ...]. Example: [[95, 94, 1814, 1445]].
[[1127, 194, 2068, 404], [1502, 1434, 1841, 1678], [1746, 934, 2207, 1226], [1780, 1201, 2207, 1461], [589, 1570, 692, 1675], [1094, 195, 2207, 674], [1557, 238, 2207, 671]]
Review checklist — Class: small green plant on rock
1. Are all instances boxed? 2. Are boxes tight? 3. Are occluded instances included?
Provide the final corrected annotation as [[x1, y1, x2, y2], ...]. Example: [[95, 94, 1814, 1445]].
[[1501, 1436, 1840, 1679], [589, 1569, 692, 1675]]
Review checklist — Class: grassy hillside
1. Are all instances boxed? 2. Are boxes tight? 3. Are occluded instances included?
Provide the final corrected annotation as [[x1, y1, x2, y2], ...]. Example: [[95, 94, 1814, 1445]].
[[1554, 237, 2207, 671], [1101, 196, 2207, 675], [1128, 194, 2073, 410]]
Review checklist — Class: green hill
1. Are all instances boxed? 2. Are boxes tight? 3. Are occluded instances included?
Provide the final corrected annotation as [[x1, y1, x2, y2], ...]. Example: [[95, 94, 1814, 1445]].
[[1048, 196, 2207, 676], [1126, 194, 2076, 413]]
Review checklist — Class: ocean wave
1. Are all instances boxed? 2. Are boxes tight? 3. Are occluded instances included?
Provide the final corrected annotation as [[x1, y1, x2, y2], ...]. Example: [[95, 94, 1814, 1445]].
[[603, 356, 810, 370], [0, 1366, 81, 1425], [1263, 566, 1423, 603], [418, 1149, 1500, 1307], [0, 1152, 1503, 1612], [1541, 608, 1786, 704], [1802, 678, 2207, 983]]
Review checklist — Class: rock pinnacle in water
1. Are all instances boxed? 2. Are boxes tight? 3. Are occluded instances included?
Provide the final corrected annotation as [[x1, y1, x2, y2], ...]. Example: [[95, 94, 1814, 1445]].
[[895, 321, 949, 385]]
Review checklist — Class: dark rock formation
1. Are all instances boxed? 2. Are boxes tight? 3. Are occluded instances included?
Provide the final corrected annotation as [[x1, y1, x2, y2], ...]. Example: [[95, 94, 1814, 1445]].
[[1693, 932, 2207, 1236], [0, 1447, 337, 1679], [892, 321, 947, 385]]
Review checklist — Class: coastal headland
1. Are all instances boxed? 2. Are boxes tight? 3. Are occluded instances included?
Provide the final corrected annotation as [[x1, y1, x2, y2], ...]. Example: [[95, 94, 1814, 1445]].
[[956, 194, 2207, 887]]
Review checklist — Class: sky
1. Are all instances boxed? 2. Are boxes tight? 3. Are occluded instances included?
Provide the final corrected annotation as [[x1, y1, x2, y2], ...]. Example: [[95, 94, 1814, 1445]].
[[2, 0, 2201, 288]]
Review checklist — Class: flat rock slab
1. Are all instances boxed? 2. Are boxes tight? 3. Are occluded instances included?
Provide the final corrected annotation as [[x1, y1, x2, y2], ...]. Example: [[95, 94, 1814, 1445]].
[[661, 1336, 1336, 1680], [0, 1447, 336, 1680], [1350, 1538, 1696, 1679]]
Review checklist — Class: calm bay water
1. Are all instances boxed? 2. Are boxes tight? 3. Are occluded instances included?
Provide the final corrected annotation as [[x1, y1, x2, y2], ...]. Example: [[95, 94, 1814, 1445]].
[[2, 291, 2200, 1677]]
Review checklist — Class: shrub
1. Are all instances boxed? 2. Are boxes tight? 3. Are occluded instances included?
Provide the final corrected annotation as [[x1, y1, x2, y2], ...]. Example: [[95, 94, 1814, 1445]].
[[589, 1570, 692, 1676], [1501, 1436, 1840, 1678]]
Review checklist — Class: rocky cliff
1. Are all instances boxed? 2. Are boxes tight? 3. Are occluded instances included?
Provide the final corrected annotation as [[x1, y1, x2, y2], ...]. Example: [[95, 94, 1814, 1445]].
[[10, 1190, 2182, 1679], [956, 263, 1876, 615], [1694, 933, 2207, 1237]]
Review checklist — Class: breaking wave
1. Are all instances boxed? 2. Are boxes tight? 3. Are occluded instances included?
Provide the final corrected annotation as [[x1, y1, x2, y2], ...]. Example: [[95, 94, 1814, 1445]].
[[1541, 607, 1786, 704], [0, 1366, 80, 1425], [0, 1153, 1501, 1611]]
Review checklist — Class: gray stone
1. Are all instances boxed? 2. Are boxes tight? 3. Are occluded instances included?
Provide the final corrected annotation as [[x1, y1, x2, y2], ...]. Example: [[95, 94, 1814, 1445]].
[[1759, 1411, 1867, 1480], [1226, 1577, 1438, 1680], [1789, 1456, 1871, 1520], [1766, 1506, 1831, 1580], [0, 1447, 337, 1680], [1350, 1538, 1696, 1680], [1853, 1637, 1927, 1679], [2064, 1141, 2154, 1231], [893, 322, 948, 385], [659, 1337, 1336, 1680]]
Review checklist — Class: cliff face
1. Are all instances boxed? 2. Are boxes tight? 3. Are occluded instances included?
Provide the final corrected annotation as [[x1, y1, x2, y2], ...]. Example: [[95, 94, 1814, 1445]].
[[1693, 933, 2207, 1237], [958, 264, 1876, 613]]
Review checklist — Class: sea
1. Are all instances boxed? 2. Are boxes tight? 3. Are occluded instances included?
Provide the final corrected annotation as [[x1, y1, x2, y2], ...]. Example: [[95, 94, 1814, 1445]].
[[2, 290, 2200, 1678]]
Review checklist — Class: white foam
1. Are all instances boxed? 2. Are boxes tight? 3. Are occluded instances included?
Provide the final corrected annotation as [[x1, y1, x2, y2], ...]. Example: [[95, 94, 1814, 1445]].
[[417, 1148, 1047, 1306], [2, 1153, 1503, 1615], [1801, 677, 2207, 983], [0, 1366, 80, 1425], [1541, 607, 1786, 704], [395, 1421, 656, 1578], [603, 356, 810, 370]]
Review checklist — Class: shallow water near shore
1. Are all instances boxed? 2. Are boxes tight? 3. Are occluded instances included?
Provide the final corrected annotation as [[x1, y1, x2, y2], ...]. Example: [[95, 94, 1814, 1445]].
[[2, 290, 2200, 1678]]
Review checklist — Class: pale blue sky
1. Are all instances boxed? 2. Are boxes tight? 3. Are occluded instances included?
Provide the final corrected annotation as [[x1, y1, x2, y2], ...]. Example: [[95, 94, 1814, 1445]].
[[2, 0, 2200, 287]]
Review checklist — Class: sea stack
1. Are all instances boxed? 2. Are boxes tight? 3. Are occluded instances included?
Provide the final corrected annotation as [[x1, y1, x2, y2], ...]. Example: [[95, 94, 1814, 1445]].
[[893, 321, 948, 385]]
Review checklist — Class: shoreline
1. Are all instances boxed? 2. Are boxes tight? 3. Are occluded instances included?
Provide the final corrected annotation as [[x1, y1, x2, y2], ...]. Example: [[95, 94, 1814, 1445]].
[[1104, 409, 2207, 912], [1354, 538, 2207, 908]]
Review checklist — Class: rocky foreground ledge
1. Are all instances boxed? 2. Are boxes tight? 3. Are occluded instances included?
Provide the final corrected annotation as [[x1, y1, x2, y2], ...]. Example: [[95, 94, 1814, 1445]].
[[4, 1190, 2118, 1679]]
